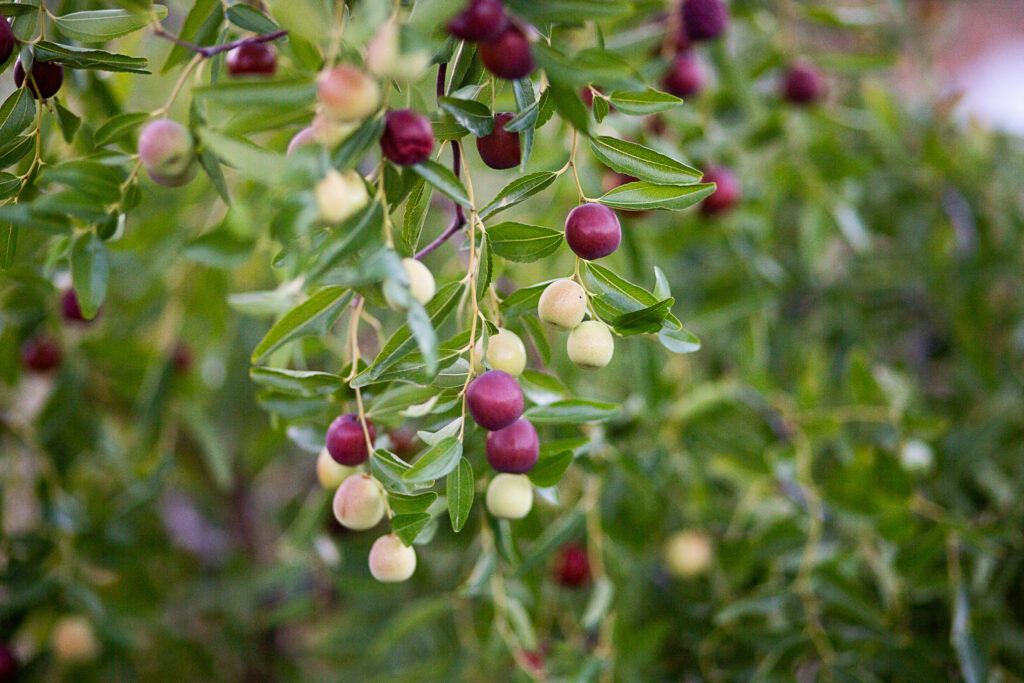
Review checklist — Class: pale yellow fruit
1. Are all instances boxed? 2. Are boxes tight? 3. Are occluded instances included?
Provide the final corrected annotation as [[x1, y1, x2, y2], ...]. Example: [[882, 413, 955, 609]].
[[317, 65, 381, 122], [52, 616, 99, 664], [485, 474, 533, 519], [332, 474, 386, 530], [664, 531, 712, 577], [365, 20, 430, 82], [368, 534, 417, 582], [315, 169, 369, 224], [474, 329, 527, 376], [316, 447, 358, 489], [538, 279, 587, 330], [567, 320, 614, 369], [311, 111, 359, 147], [402, 258, 435, 305]]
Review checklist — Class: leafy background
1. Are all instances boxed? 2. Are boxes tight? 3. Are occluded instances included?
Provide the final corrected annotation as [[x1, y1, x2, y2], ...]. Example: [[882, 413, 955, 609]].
[[2, 0, 1024, 681]]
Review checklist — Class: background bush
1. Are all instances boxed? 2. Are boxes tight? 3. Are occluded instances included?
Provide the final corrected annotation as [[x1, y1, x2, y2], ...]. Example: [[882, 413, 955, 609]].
[[1, 0, 1023, 681]]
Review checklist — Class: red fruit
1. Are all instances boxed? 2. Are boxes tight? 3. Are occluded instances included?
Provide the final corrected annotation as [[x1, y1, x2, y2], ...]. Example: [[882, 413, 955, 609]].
[[701, 166, 740, 215], [448, 0, 508, 42], [381, 109, 435, 166], [61, 289, 96, 323], [466, 369, 523, 431], [522, 648, 545, 672], [479, 26, 534, 80], [553, 543, 591, 587], [681, 0, 729, 42], [326, 413, 375, 466], [782, 63, 826, 105], [14, 58, 64, 99], [0, 643, 18, 683], [387, 425, 418, 456], [172, 343, 192, 373], [486, 418, 538, 473], [476, 112, 520, 169], [565, 203, 621, 261], [21, 335, 60, 372], [580, 87, 595, 107], [646, 115, 668, 137], [661, 53, 704, 98], [226, 43, 277, 77], [0, 17, 14, 65]]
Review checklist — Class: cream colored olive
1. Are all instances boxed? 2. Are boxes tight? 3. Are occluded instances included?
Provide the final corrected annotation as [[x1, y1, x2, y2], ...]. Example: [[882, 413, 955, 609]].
[[474, 329, 527, 376], [311, 111, 359, 147], [52, 616, 99, 664], [317, 65, 381, 122], [402, 258, 435, 305], [538, 279, 588, 331], [332, 474, 386, 530], [368, 534, 417, 582], [316, 169, 370, 224], [485, 473, 533, 519], [316, 447, 359, 489], [567, 320, 614, 369], [664, 531, 712, 577]]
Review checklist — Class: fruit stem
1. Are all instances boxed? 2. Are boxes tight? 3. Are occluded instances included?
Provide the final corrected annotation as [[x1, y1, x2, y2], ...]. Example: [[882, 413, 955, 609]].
[[568, 130, 588, 202]]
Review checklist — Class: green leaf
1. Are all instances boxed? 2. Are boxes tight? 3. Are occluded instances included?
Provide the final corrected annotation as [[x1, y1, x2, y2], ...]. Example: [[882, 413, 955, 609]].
[[162, 0, 221, 73], [225, 5, 279, 34], [438, 96, 493, 137], [0, 89, 36, 142], [250, 287, 353, 362], [446, 458, 474, 532], [411, 159, 471, 208], [53, 100, 80, 143], [402, 437, 463, 483], [267, 0, 329, 47], [0, 203, 70, 234], [547, 81, 590, 134], [93, 111, 150, 148], [511, 78, 536, 169], [193, 76, 316, 110], [332, 114, 385, 171], [391, 513, 433, 546], [534, 44, 636, 90], [589, 136, 701, 185], [198, 149, 229, 202], [197, 128, 287, 184], [581, 577, 614, 630], [307, 201, 384, 281], [658, 325, 701, 354], [70, 231, 109, 319], [953, 585, 988, 683], [353, 282, 463, 386], [480, 171, 557, 220], [53, 6, 167, 43], [611, 297, 673, 335], [249, 367, 343, 395], [372, 449, 418, 492], [597, 181, 715, 211], [608, 88, 684, 115], [487, 222, 563, 263], [579, 261, 663, 321], [525, 399, 620, 424], [399, 178, 431, 257], [34, 42, 149, 73], [406, 299, 439, 377], [388, 491, 438, 515], [183, 228, 253, 268], [504, 0, 633, 23], [0, 136, 34, 170], [528, 450, 573, 488]]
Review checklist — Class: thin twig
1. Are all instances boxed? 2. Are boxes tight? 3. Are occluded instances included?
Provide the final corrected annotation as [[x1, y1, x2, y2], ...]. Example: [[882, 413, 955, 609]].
[[153, 27, 288, 58]]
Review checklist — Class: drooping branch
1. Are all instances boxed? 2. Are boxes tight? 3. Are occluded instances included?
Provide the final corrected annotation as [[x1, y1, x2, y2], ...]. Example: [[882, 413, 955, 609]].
[[153, 27, 289, 58], [414, 62, 467, 261]]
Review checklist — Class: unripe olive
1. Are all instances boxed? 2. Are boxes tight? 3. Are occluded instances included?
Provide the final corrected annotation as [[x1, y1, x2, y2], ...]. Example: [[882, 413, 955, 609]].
[[664, 530, 713, 577], [899, 439, 934, 474], [226, 43, 277, 77], [782, 63, 826, 105], [466, 369, 524, 431], [0, 17, 13, 65], [138, 119, 197, 187], [474, 328, 527, 376], [326, 413, 375, 466], [316, 447, 358, 489], [332, 474, 386, 530], [21, 335, 60, 372], [538, 279, 587, 331], [681, 0, 729, 42], [565, 203, 621, 261], [479, 26, 534, 80], [476, 112, 521, 170], [401, 257, 436, 306], [287, 126, 316, 155], [700, 166, 740, 215], [567, 320, 614, 369], [52, 616, 99, 664], [486, 418, 539, 473], [448, 0, 508, 42], [661, 53, 705, 98], [317, 65, 381, 122], [380, 109, 435, 166], [14, 58, 64, 99], [486, 473, 533, 519], [315, 169, 370, 224], [312, 112, 359, 147], [368, 534, 417, 582], [366, 20, 430, 82]]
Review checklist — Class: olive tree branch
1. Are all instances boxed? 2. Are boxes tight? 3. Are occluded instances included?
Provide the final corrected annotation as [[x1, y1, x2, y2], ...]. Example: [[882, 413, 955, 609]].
[[152, 26, 288, 58]]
